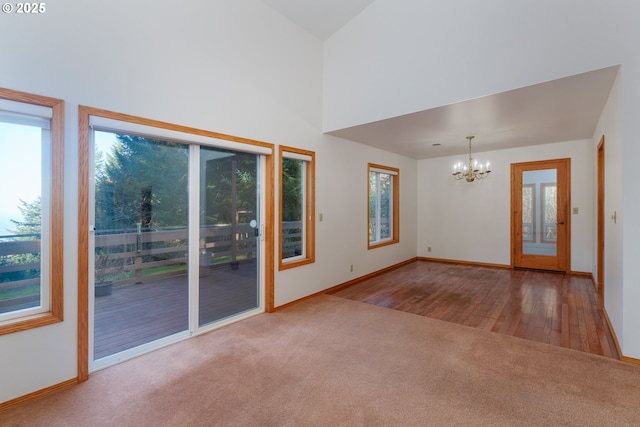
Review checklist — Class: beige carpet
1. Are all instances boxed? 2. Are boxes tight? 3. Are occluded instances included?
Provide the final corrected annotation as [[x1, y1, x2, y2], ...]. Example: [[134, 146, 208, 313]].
[[2, 294, 640, 426]]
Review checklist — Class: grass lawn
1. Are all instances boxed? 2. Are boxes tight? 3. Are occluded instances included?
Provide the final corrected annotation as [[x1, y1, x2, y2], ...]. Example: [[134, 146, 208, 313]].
[[0, 284, 39, 301]]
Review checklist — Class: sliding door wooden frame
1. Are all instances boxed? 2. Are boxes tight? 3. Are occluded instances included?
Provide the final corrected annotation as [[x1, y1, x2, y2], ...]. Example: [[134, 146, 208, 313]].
[[78, 106, 274, 382]]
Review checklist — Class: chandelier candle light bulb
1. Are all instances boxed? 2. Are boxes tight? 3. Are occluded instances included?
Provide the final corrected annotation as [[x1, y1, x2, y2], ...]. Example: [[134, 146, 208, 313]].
[[451, 136, 491, 182]]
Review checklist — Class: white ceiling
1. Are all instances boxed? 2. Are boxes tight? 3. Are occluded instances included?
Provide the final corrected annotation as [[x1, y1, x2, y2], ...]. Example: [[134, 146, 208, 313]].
[[261, 0, 374, 41], [261, 1, 619, 160], [328, 66, 619, 159]]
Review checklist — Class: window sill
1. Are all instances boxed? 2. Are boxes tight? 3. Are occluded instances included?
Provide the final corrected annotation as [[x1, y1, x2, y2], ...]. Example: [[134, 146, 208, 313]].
[[279, 257, 315, 271], [0, 312, 63, 336], [368, 239, 399, 250]]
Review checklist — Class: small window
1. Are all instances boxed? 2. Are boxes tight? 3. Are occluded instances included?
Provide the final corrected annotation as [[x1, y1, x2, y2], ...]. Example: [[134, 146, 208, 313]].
[[368, 163, 399, 248], [0, 88, 64, 335], [279, 146, 315, 270]]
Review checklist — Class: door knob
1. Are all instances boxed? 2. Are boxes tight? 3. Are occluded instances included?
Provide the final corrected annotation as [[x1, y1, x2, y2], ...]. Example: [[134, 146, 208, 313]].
[[557, 220, 565, 225]]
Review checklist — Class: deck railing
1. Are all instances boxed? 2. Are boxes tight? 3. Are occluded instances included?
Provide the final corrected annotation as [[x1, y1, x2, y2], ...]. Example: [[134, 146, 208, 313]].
[[94, 224, 261, 286], [0, 234, 42, 313], [0, 222, 303, 310], [281, 221, 303, 258], [368, 217, 391, 242]]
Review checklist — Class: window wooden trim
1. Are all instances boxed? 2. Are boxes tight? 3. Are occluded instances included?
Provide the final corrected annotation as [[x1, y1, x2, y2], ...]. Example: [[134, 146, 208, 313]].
[[0, 87, 64, 336], [367, 163, 399, 249], [77, 105, 275, 381], [278, 145, 315, 270]]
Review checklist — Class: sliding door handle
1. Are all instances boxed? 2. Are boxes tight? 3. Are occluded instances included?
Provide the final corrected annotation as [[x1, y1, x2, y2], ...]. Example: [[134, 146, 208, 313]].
[[557, 220, 565, 225]]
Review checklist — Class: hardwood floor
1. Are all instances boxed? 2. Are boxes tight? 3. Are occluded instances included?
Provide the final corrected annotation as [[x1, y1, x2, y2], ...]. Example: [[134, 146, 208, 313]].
[[330, 261, 619, 359]]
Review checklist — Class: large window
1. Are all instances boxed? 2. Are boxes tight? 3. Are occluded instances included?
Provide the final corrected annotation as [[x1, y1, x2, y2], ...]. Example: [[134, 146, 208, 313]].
[[368, 163, 399, 248], [279, 146, 315, 270], [0, 88, 64, 335]]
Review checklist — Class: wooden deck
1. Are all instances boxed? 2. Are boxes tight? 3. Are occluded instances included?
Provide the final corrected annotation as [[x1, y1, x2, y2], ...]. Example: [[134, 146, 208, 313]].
[[94, 262, 257, 360], [331, 261, 619, 359]]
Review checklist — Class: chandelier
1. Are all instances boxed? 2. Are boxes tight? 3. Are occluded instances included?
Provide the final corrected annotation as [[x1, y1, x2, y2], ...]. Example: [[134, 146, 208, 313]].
[[451, 136, 491, 182]]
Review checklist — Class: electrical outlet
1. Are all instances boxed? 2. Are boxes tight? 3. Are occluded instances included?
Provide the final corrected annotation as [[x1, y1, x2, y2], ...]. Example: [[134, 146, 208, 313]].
[[350, 264, 353, 272], [428, 247, 432, 253]]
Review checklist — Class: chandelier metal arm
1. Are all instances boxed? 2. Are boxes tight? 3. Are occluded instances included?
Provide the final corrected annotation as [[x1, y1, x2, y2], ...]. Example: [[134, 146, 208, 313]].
[[451, 136, 491, 182]]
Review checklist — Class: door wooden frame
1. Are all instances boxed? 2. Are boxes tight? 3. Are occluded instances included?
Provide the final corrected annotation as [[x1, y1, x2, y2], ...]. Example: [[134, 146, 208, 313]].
[[77, 106, 274, 382], [511, 158, 571, 272], [597, 136, 605, 308]]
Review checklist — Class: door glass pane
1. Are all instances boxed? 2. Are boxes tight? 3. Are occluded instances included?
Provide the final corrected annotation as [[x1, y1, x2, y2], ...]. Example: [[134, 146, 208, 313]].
[[199, 147, 259, 327], [93, 131, 189, 360], [522, 169, 557, 256]]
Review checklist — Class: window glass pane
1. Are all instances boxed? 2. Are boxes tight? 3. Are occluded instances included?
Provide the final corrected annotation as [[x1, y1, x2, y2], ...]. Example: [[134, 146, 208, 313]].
[[542, 184, 557, 244], [369, 170, 393, 244], [522, 184, 535, 242], [379, 173, 392, 240], [282, 158, 304, 259], [279, 147, 314, 270], [369, 171, 377, 243], [544, 186, 557, 224], [0, 121, 43, 315]]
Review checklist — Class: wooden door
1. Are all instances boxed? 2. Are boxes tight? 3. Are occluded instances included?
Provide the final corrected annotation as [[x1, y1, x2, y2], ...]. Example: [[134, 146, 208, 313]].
[[511, 159, 570, 272]]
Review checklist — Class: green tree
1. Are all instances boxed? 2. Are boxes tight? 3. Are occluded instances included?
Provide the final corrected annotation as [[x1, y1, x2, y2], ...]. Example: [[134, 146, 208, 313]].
[[95, 134, 189, 232], [201, 149, 258, 225], [8, 197, 41, 237], [281, 158, 303, 222]]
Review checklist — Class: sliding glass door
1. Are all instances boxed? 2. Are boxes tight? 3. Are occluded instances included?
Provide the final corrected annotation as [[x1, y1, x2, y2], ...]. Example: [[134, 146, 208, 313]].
[[92, 132, 190, 361], [91, 130, 262, 367], [198, 147, 259, 326]]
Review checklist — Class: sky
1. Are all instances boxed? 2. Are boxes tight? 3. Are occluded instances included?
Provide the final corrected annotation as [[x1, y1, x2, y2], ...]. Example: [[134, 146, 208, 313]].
[[95, 130, 117, 153], [0, 124, 117, 236], [0, 122, 41, 236]]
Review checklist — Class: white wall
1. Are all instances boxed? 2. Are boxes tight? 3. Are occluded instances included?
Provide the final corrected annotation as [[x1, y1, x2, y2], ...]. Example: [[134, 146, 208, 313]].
[[0, 0, 417, 404], [618, 35, 640, 358], [326, 0, 640, 359], [323, 0, 626, 132], [592, 72, 624, 345], [276, 135, 417, 307], [417, 140, 593, 271]]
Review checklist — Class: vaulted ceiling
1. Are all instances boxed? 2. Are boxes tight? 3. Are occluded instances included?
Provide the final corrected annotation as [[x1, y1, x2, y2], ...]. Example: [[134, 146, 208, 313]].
[[261, 0, 374, 41], [261, 1, 618, 159]]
